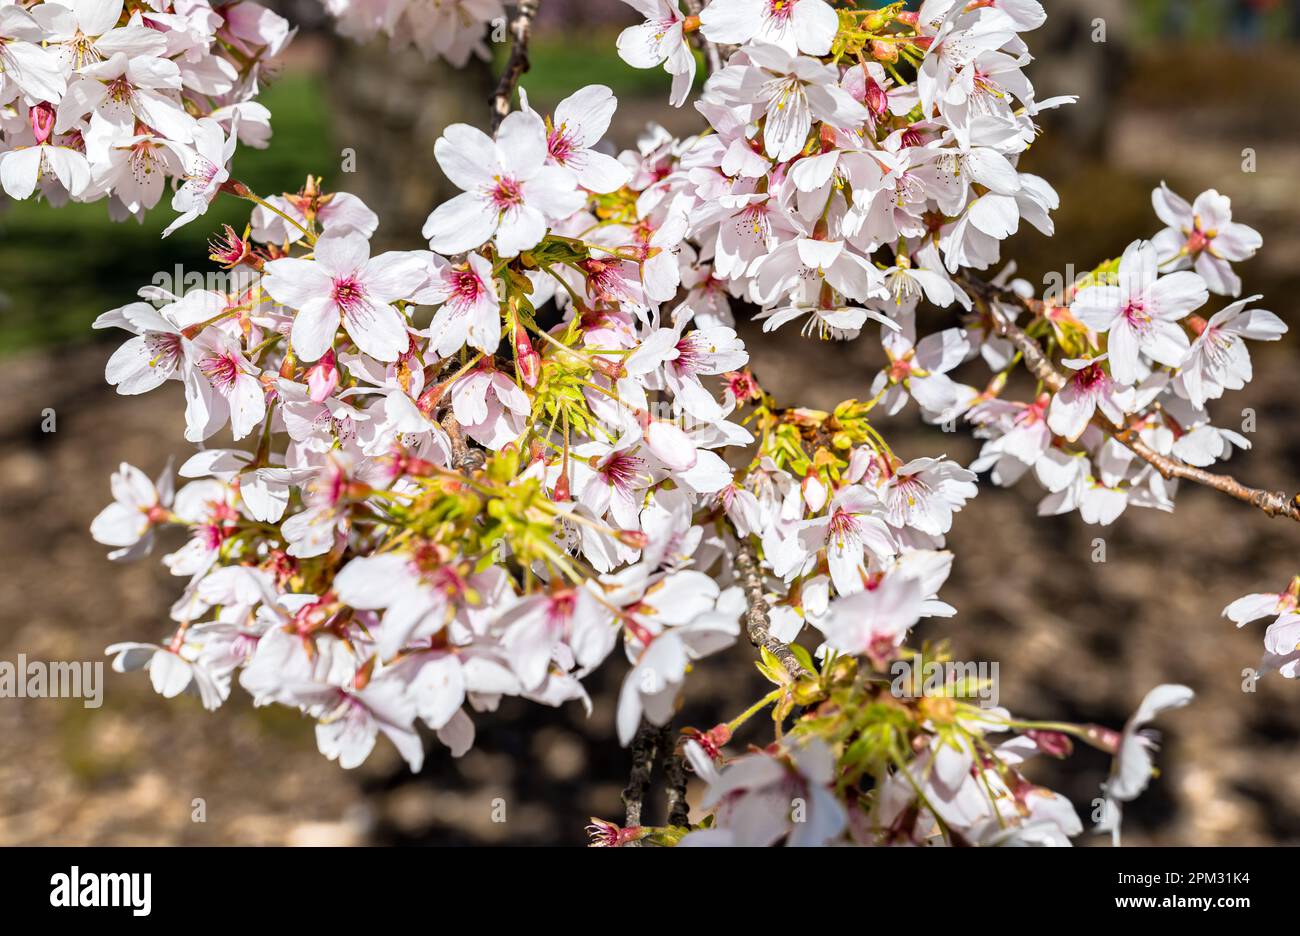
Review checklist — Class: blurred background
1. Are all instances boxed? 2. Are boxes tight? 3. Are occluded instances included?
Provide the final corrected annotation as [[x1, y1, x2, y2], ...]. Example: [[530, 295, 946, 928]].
[[2, 0, 1299, 845]]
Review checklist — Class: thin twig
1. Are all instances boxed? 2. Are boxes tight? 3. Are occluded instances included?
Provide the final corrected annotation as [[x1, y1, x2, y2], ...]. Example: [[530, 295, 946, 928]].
[[735, 539, 812, 679], [491, 0, 540, 131], [962, 275, 1300, 522]]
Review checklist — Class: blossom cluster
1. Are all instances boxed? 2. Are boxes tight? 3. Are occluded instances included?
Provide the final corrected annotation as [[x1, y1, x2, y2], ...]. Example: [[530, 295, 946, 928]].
[[968, 184, 1278, 527], [0, 0, 291, 232], [319, 0, 505, 67], [77, 0, 1234, 846]]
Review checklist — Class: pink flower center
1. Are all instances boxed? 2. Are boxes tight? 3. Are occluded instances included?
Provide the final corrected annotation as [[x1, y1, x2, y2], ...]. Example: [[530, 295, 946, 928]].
[[332, 276, 366, 314], [489, 176, 524, 211], [601, 451, 644, 491], [199, 351, 242, 392], [548, 127, 577, 165], [1121, 298, 1151, 331], [450, 269, 484, 308], [827, 508, 861, 546], [766, 0, 796, 23], [1075, 362, 1108, 393]]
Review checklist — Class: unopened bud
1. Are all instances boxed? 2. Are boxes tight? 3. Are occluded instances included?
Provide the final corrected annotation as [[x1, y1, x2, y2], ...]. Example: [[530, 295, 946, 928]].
[[514, 325, 540, 388], [1025, 729, 1073, 758], [870, 40, 899, 64], [306, 349, 339, 402], [29, 103, 55, 144]]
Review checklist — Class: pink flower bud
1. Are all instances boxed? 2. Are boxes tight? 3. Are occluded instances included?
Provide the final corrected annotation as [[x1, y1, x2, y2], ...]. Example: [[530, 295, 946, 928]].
[[29, 103, 55, 145], [514, 325, 540, 388], [307, 349, 339, 402]]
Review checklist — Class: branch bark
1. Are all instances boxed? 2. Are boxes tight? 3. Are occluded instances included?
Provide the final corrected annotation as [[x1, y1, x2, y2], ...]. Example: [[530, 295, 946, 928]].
[[735, 539, 812, 679], [440, 413, 486, 474], [661, 729, 691, 828], [622, 720, 666, 836], [491, 0, 540, 131], [962, 275, 1300, 522]]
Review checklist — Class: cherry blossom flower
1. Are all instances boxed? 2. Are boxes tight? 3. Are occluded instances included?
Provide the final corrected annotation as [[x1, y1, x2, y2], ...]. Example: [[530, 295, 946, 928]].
[[1095, 684, 1194, 845], [1070, 240, 1208, 386], [1152, 183, 1262, 297], [262, 229, 427, 363], [615, 0, 696, 107], [90, 461, 175, 561], [699, 0, 839, 58], [422, 110, 586, 257]]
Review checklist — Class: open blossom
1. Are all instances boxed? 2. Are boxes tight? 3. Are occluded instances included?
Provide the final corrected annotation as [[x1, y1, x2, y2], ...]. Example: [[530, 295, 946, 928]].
[[262, 229, 427, 363], [680, 738, 847, 846], [422, 110, 586, 257], [712, 43, 870, 163], [1070, 240, 1208, 386], [616, 0, 696, 107], [1152, 183, 1262, 297], [1096, 684, 1194, 845], [1177, 295, 1286, 409], [699, 0, 839, 57], [816, 569, 924, 657], [419, 252, 503, 357], [1046, 355, 1137, 443], [91, 461, 174, 561], [524, 84, 630, 194]]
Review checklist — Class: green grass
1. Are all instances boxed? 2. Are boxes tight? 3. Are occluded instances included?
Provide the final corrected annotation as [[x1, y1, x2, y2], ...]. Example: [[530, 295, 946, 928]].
[[0, 72, 334, 354]]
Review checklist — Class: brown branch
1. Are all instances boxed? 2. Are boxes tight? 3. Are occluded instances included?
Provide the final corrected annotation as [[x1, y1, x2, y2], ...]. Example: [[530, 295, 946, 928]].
[[622, 720, 667, 838], [735, 539, 812, 679], [961, 275, 1300, 522], [491, 0, 540, 131], [440, 413, 486, 474], [661, 729, 691, 828]]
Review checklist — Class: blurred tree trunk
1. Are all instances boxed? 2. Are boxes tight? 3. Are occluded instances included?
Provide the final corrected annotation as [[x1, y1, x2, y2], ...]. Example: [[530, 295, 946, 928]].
[[1031, 0, 1131, 153], [323, 34, 495, 248]]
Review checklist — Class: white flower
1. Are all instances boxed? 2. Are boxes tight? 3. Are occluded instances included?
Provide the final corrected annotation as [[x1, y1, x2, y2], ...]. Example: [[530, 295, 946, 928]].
[[422, 110, 585, 257], [525, 84, 630, 193], [262, 228, 428, 363], [615, 0, 696, 107], [1096, 684, 1194, 845], [90, 461, 174, 560], [1070, 240, 1208, 386], [1177, 295, 1285, 409], [699, 0, 839, 57], [712, 43, 870, 163], [1152, 183, 1262, 297]]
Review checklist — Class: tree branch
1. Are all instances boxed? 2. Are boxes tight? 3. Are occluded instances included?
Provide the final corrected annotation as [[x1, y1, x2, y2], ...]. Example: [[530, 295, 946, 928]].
[[440, 413, 486, 474], [622, 720, 666, 838], [735, 539, 812, 679], [962, 275, 1300, 522], [661, 728, 691, 828], [491, 0, 540, 131]]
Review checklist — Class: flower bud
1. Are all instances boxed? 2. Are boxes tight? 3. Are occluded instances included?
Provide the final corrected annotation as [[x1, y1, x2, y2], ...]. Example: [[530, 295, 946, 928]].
[[1025, 729, 1073, 758], [28, 103, 55, 145], [306, 349, 339, 402], [514, 325, 540, 388], [870, 40, 899, 64]]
